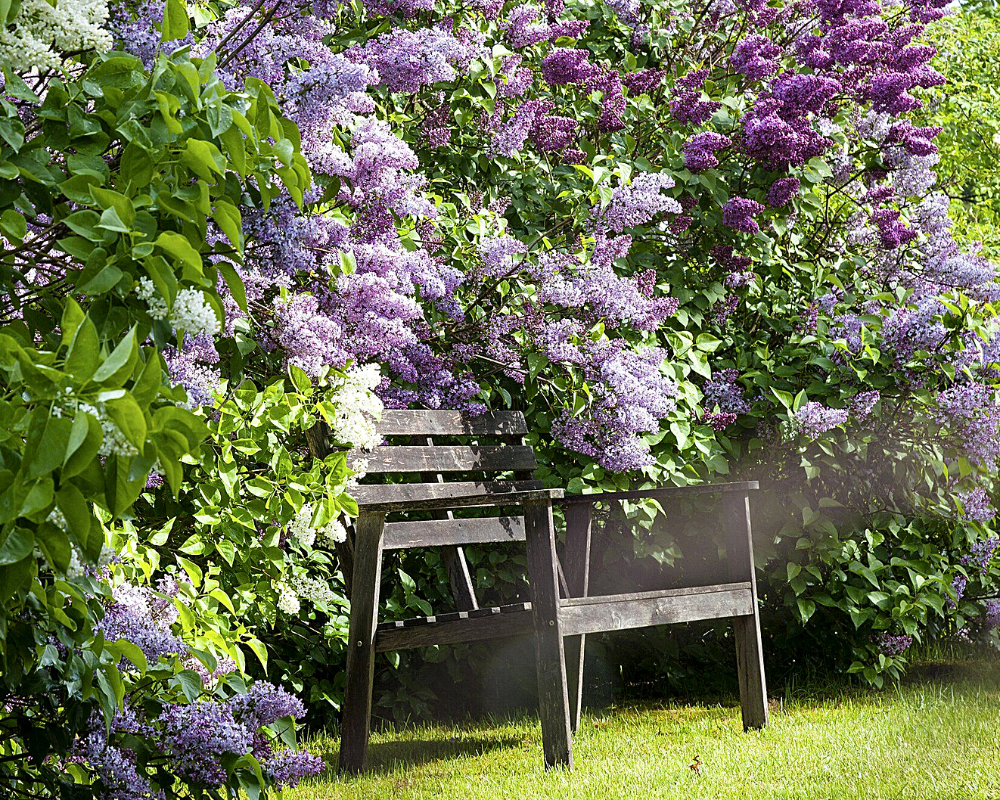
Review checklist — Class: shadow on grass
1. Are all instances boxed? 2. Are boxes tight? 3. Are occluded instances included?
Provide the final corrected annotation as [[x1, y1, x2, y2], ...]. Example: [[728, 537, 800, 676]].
[[332, 734, 525, 777]]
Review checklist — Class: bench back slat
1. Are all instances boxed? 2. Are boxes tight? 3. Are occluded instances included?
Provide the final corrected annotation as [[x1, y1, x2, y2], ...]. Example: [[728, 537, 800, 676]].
[[376, 410, 528, 436], [383, 516, 527, 550], [349, 445, 536, 474], [350, 480, 544, 508]]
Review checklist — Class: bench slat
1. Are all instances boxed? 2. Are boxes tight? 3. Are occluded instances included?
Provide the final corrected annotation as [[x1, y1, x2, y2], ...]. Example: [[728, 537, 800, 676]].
[[558, 583, 754, 637], [351, 480, 544, 508], [350, 445, 536, 474], [384, 516, 527, 550], [378, 410, 528, 436], [375, 604, 534, 651]]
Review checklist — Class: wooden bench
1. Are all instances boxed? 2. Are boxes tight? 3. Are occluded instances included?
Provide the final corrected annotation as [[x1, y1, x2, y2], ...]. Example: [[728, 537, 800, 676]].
[[314, 410, 768, 773]]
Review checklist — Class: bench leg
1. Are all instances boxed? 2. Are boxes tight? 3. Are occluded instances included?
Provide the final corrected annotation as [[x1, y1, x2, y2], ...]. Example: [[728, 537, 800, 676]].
[[733, 614, 769, 730], [563, 503, 592, 732], [524, 498, 573, 770], [338, 511, 386, 774], [723, 492, 769, 731]]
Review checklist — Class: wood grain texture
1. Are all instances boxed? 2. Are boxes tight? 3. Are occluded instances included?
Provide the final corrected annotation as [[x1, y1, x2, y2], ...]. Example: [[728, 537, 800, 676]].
[[723, 492, 769, 731], [337, 511, 386, 775], [559, 481, 759, 505], [375, 605, 534, 651], [382, 516, 526, 550], [377, 409, 528, 436], [350, 483, 562, 512], [558, 584, 754, 637], [524, 498, 573, 770], [562, 503, 592, 733], [349, 445, 536, 474]]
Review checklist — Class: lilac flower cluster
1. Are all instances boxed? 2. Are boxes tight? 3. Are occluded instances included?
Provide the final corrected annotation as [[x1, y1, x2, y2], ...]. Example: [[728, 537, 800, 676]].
[[550, 341, 678, 471], [792, 402, 850, 438], [541, 48, 598, 85], [935, 383, 1000, 468], [957, 488, 995, 523], [98, 583, 186, 667], [721, 197, 765, 234], [960, 536, 999, 574], [683, 132, 731, 172], [351, 28, 476, 94], [850, 390, 880, 420], [876, 632, 913, 656], [593, 173, 682, 233], [670, 69, 721, 126]]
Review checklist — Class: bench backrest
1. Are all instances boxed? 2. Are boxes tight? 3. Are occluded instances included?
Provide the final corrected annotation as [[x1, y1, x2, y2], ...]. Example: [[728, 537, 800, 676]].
[[346, 410, 541, 552]]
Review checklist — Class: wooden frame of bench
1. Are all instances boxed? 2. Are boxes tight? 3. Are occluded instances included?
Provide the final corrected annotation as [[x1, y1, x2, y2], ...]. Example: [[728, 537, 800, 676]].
[[322, 410, 768, 774]]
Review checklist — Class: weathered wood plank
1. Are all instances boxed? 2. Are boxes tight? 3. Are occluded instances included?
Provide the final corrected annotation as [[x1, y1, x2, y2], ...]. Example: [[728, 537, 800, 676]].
[[723, 492, 769, 731], [377, 602, 531, 631], [350, 445, 536, 474], [375, 606, 534, 651], [524, 498, 573, 770], [337, 511, 386, 775], [383, 516, 526, 550], [377, 410, 528, 436], [350, 483, 561, 513], [562, 503, 592, 733], [560, 581, 751, 607], [558, 584, 754, 637], [559, 481, 759, 505]]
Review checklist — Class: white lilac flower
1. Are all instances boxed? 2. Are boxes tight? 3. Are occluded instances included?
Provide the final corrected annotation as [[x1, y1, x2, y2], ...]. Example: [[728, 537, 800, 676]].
[[275, 581, 301, 615], [291, 575, 339, 609], [328, 364, 384, 450], [319, 517, 348, 546], [136, 279, 221, 338], [288, 504, 317, 548], [0, 0, 111, 72]]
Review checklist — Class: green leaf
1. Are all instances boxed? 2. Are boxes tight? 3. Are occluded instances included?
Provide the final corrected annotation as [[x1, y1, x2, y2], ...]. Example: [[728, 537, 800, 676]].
[[105, 394, 147, 450], [93, 327, 137, 384], [0, 527, 33, 566], [161, 0, 190, 41], [155, 231, 203, 276], [797, 597, 816, 623]]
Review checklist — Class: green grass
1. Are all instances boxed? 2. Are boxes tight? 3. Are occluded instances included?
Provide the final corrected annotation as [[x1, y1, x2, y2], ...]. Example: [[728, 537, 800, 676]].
[[289, 659, 1000, 800]]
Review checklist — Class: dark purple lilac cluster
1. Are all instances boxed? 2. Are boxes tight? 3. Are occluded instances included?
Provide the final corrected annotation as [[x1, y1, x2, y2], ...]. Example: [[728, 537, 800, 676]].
[[960, 535, 999, 573], [541, 48, 598, 85], [876, 632, 913, 656], [683, 132, 731, 172], [722, 197, 765, 234]]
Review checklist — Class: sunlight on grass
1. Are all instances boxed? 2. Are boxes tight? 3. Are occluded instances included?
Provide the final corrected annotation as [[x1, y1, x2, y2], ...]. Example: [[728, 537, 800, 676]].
[[287, 661, 1000, 800]]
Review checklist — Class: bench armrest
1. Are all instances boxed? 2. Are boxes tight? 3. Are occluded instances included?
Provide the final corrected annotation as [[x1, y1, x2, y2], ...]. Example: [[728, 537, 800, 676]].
[[357, 487, 564, 514], [559, 480, 758, 506]]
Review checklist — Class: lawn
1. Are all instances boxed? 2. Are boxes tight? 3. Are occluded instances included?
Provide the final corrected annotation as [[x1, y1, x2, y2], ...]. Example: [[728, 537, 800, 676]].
[[289, 657, 1000, 800]]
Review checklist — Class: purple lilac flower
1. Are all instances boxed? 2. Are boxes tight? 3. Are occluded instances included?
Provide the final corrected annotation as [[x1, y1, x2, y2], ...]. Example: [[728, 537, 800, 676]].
[[985, 600, 1000, 631], [935, 383, 1000, 468], [530, 114, 580, 152], [713, 295, 739, 325], [947, 573, 967, 610], [876, 633, 913, 656], [729, 34, 782, 81], [957, 488, 995, 523], [590, 71, 627, 132], [960, 536, 999, 574], [767, 177, 800, 208], [593, 172, 682, 233], [497, 55, 533, 98], [850, 390, 880, 420], [682, 132, 731, 172], [98, 584, 186, 667], [721, 197, 765, 234], [79, 727, 156, 800], [793, 402, 849, 438], [479, 235, 527, 277], [550, 341, 677, 471], [623, 69, 665, 94], [229, 682, 306, 729], [703, 368, 751, 420], [670, 71, 722, 126], [265, 749, 326, 789], [352, 28, 474, 94], [160, 703, 254, 787], [540, 49, 598, 85]]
